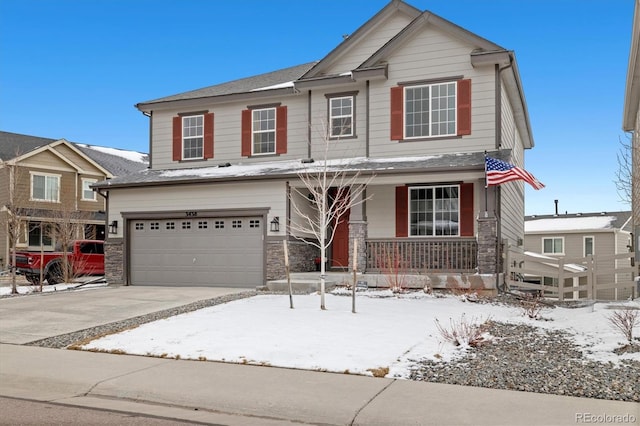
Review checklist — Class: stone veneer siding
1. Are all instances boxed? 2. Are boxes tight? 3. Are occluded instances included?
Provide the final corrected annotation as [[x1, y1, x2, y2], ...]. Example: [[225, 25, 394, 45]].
[[266, 239, 319, 280], [476, 217, 498, 274], [348, 221, 367, 272], [104, 238, 124, 285]]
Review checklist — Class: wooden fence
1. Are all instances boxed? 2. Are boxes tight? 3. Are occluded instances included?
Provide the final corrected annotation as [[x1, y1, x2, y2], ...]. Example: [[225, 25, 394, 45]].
[[505, 248, 637, 301]]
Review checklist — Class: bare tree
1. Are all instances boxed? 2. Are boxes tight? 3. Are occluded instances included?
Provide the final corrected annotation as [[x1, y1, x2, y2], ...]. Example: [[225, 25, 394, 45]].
[[0, 158, 31, 294], [289, 125, 374, 310], [615, 134, 633, 206]]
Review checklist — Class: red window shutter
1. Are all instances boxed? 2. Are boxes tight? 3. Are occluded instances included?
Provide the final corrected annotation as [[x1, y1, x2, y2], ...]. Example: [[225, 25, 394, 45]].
[[390, 86, 404, 141], [241, 109, 252, 157], [203, 112, 214, 159], [457, 79, 471, 136], [172, 116, 182, 161], [395, 186, 408, 237], [276, 105, 287, 154], [459, 182, 474, 236]]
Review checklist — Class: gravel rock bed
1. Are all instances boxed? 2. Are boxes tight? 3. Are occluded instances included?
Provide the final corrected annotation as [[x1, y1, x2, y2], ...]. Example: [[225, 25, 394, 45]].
[[25, 290, 257, 349], [408, 321, 640, 402]]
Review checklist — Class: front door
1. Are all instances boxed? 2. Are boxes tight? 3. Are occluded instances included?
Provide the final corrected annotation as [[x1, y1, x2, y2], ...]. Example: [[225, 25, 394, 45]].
[[330, 188, 350, 268]]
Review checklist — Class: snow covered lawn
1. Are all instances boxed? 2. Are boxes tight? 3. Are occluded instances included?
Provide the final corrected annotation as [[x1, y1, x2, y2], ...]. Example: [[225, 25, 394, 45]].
[[80, 290, 640, 378]]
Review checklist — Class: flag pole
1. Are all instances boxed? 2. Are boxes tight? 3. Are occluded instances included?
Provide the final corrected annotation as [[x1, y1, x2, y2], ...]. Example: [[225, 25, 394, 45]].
[[483, 151, 488, 217]]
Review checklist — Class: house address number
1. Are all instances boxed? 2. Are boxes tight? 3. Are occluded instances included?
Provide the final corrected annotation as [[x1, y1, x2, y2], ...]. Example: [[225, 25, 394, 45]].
[[185, 211, 198, 217]]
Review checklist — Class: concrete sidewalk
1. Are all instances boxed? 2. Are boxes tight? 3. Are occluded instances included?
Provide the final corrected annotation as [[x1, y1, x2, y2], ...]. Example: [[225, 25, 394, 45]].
[[1, 344, 637, 426]]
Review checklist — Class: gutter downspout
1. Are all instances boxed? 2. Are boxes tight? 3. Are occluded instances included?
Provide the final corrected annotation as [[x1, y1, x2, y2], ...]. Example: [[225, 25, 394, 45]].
[[494, 56, 514, 292]]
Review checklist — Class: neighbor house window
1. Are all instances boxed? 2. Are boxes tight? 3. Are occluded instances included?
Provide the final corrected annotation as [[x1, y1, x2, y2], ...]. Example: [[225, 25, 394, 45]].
[[409, 185, 459, 236], [329, 95, 354, 138], [82, 178, 97, 201], [584, 236, 594, 256], [28, 222, 53, 249], [182, 115, 204, 159], [252, 108, 276, 154], [405, 82, 456, 138], [543, 237, 564, 254], [31, 172, 60, 202]]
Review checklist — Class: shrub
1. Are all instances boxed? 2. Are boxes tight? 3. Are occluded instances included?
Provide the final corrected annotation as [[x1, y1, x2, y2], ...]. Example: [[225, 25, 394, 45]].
[[608, 308, 639, 344], [434, 314, 490, 348], [520, 293, 544, 319]]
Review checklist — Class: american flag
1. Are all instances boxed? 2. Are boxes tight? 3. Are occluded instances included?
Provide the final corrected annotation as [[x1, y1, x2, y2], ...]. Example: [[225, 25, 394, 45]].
[[485, 156, 545, 190]]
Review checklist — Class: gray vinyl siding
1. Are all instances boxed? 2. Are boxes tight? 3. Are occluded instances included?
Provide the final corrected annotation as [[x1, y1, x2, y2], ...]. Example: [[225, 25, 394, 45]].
[[108, 181, 287, 239], [309, 85, 367, 160], [368, 25, 496, 158], [150, 95, 308, 170]]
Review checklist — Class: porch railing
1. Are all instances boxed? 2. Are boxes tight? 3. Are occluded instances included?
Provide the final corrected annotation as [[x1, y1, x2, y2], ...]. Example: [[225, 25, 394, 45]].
[[365, 238, 478, 273]]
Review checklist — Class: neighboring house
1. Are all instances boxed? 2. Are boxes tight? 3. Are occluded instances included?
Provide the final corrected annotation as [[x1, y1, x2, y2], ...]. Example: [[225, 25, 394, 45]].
[[0, 131, 148, 270], [94, 0, 536, 288], [524, 211, 633, 299], [623, 0, 640, 266]]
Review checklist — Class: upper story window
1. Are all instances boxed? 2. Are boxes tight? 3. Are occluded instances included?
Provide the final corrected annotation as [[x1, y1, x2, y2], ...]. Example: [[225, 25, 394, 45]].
[[584, 236, 594, 256], [329, 95, 354, 138], [543, 237, 564, 255], [252, 108, 276, 155], [390, 79, 471, 141], [31, 172, 60, 202], [82, 178, 97, 201], [241, 105, 287, 157], [409, 185, 459, 236], [172, 112, 214, 162], [182, 115, 204, 159]]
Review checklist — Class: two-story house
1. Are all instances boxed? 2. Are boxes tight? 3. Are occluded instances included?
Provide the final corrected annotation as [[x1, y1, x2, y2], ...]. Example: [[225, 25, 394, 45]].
[[94, 0, 535, 289], [523, 211, 633, 300], [0, 131, 148, 270], [623, 0, 639, 267]]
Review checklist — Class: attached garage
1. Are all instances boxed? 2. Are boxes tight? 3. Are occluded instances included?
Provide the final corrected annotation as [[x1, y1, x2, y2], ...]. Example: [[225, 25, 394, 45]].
[[128, 213, 265, 287]]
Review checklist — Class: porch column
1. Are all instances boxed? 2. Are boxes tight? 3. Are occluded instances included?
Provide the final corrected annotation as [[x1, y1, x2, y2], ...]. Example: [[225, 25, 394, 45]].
[[476, 217, 497, 274], [349, 191, 368, 272]]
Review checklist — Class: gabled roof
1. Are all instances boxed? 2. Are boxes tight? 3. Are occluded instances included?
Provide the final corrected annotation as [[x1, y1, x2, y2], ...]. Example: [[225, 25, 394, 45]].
[[299, 0, 422, 80], [0, 131, 148, 177], [525, 211, 632, 233]]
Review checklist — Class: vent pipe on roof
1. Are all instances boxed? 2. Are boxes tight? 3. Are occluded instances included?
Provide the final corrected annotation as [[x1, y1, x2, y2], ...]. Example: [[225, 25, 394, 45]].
[[554, 199, 558, 216]]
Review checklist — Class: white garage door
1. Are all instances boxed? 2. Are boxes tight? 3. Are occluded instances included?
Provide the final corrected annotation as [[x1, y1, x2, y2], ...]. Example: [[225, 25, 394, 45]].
[[130, 217, 263, 287]]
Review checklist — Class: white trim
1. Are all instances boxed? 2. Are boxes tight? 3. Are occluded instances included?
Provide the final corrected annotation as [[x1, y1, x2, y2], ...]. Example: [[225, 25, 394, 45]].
[[408, 184, 460, 237], [329, 95, 354, 138], [403, 82, 457, 140], [583, 235, 595, 257], [30, 171, 61, 203], [251, 107, 277, 155], [182, 115, 205, 160], [542, 236, 564, 255], [81, 178, 98, 201]]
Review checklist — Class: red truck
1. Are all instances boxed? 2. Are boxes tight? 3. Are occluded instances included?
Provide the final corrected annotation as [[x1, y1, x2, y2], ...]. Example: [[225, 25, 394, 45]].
[[14, 240, 105, 285]]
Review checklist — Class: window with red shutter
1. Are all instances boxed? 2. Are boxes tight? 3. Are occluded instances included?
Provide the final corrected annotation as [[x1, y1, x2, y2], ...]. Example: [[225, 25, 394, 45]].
[[242, 106, 287, 156]]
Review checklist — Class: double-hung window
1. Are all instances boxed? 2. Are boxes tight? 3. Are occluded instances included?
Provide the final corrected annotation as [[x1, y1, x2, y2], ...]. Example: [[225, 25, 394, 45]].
[[82, 178, 97, 201], [182, 115, 204, 160], [329, 95, 353, 138], [252, 108, 276, 155], [543, 237, 564, 254], [31, 172, 60, 202], [405, 82, 456, 138], [584, 236, 594, 256], [409, 185, 459, 236]]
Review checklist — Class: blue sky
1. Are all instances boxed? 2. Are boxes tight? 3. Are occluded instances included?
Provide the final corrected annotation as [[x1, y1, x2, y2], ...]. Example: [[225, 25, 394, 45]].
[[0, 0, 634, 216]]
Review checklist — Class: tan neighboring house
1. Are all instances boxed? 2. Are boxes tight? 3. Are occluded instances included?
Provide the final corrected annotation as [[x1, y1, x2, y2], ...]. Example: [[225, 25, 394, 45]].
[[623, 0, 640, 266], [0, 131, 148, 270], [524, 211, 633, 299], [94, 0, 537, 289]]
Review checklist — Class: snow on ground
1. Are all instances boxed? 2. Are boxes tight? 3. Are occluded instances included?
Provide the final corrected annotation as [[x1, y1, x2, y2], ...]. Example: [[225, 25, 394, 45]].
[[0, 282, 108, 296], [81, 290, 640, 378]]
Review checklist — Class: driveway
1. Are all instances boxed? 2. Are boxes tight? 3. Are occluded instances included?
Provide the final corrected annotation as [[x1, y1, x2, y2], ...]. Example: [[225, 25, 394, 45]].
[[0, 285, 251, 344]]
